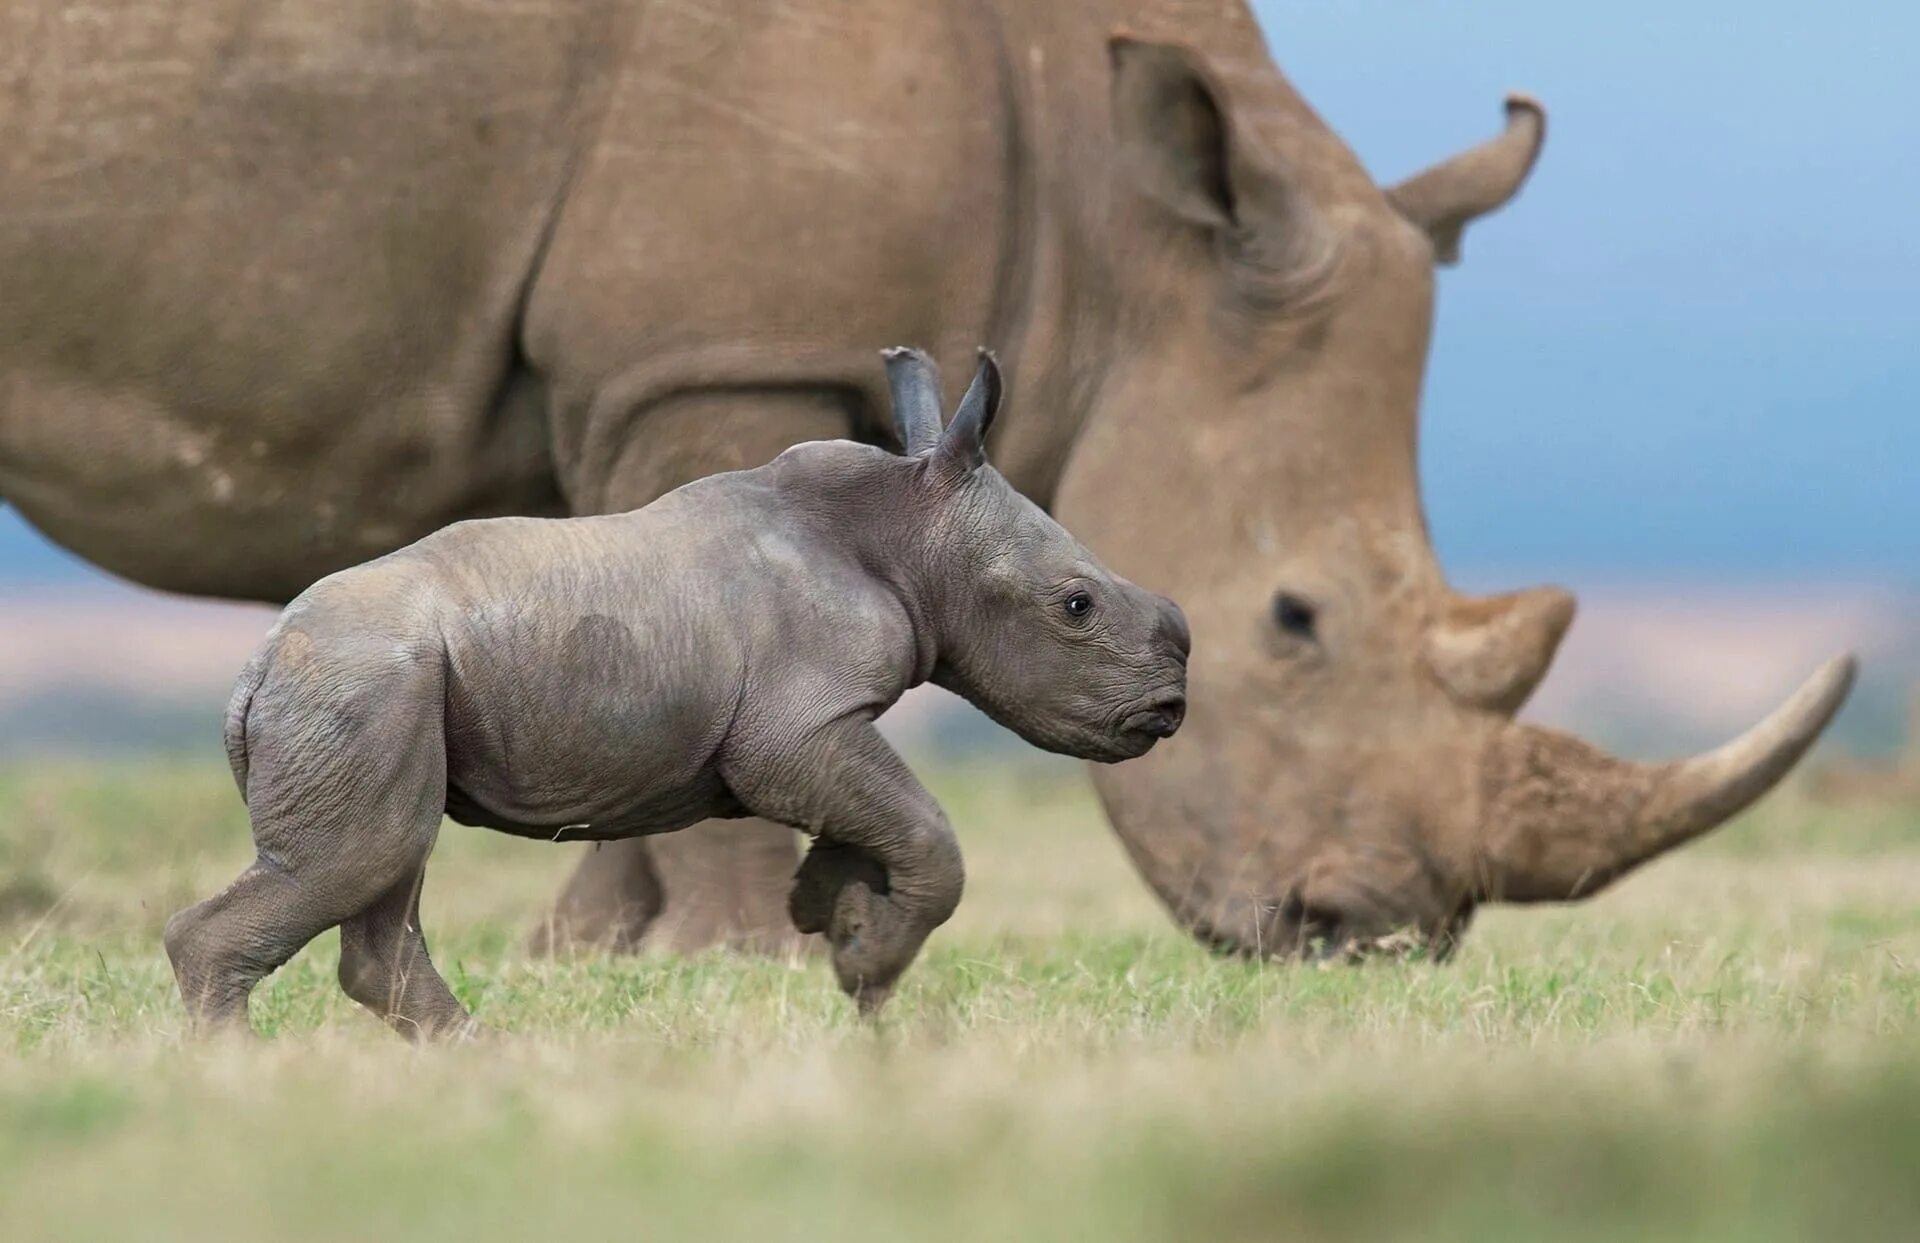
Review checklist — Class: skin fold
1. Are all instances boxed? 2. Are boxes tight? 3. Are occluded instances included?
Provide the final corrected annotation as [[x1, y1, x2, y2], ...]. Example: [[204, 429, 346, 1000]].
[[164, 351, 1190, 1036]]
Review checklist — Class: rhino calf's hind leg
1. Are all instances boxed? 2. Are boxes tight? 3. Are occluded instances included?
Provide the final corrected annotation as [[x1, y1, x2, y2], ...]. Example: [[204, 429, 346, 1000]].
[[165, 861, 325, 1031], [168, 646, 452, 1036], [165, 840, 432, 1035], [338, 864, 477, 1040], [167, 819, 447, 1035]]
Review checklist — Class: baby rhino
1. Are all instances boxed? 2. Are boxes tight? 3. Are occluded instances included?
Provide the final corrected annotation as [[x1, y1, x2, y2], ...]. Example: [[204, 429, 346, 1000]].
[[166, 348, 1190, 1037]]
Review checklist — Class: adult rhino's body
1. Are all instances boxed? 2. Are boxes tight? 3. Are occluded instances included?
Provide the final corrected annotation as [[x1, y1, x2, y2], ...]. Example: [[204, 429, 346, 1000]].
[[0, 0, 1852, 958]]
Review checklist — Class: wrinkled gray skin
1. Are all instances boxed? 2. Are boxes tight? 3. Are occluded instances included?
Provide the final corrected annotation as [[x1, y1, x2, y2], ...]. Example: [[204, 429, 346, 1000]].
[[164, 351, 1190, 1036]]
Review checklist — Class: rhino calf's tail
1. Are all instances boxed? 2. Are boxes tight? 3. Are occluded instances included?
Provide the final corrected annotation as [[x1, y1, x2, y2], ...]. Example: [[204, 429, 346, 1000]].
[[222, 641, 274, 802]]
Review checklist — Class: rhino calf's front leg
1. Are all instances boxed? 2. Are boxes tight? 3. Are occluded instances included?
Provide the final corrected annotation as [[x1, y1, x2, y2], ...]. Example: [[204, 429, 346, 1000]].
[[728, 717, 962, 1015]]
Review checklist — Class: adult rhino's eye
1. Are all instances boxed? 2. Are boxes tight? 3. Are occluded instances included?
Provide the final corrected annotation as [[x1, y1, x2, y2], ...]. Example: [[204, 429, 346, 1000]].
[[1063, 591, 1094, 621], [1271, 591, 1317, 640]]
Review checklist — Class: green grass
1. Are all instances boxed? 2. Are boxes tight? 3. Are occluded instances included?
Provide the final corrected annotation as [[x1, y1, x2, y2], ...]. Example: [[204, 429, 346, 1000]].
[[2, 759, 1918, 1241]]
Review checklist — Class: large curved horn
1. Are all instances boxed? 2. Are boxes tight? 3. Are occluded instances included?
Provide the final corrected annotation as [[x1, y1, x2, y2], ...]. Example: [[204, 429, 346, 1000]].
[[1426, 585, 1576, 714], [1387, 94, 1545, 265], [1472, 654, 1856, 902]]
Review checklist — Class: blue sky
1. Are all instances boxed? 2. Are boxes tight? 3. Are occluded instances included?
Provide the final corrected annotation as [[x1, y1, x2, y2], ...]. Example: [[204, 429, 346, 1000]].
[[1, 1, 1913, 589], [1254, 0, 1917, 585]]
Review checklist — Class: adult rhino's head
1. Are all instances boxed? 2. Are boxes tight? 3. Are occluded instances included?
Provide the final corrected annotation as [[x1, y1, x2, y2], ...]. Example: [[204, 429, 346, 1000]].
[[1046, 35, 1854, 957], [884, 347, 1190, 766]]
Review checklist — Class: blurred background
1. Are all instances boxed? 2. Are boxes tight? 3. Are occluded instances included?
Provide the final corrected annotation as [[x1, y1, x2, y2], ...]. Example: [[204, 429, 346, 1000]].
[[1, 0, 1914, 764]]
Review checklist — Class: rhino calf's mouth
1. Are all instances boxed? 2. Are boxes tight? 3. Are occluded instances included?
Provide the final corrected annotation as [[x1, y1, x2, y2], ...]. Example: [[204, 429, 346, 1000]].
[[1123, 694, 1188, 741]]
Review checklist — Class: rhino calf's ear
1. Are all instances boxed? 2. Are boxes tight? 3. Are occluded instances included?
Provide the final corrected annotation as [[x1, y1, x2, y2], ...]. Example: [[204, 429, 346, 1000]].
[[882, 346, 945, 456], [937, 349, 1002, 474]]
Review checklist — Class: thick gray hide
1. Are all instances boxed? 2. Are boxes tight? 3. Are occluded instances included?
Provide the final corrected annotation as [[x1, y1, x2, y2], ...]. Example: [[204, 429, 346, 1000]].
[[165, 352, 1189, 1036]]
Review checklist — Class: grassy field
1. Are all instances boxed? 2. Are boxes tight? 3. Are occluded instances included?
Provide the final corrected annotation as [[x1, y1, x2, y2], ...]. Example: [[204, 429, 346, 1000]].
[[1, 757, 1918, 1242]]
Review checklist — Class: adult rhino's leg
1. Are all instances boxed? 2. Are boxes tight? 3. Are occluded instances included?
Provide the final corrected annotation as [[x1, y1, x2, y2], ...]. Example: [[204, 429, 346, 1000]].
[[534, 388, 855, 956], [527, 837, 663, 956], [641, 818, 815, 954], [535, 826, 803, 956]]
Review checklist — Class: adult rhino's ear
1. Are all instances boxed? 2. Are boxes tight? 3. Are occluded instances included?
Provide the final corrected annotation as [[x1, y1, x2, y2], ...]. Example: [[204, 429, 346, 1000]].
[[882, 346, 945, 455], [937, 349, 1002, 475], [1386, 95, 1546, 265], [1109, 34, 1241, 229]]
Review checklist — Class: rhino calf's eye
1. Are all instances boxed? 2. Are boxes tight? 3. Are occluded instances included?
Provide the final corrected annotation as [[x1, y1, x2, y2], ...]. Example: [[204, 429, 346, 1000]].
[[1063, 591, 1093, 621], [1272, 591, 1317, 640]]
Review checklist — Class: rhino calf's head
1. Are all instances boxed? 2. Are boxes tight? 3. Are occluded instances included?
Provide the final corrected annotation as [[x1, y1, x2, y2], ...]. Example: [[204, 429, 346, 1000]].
[[882, 347, 1190, 763]]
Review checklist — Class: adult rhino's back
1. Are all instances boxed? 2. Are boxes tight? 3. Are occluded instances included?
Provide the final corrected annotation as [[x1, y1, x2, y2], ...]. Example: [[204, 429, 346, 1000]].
[[0, 0, 599, 597], [0, 0, 1019, 601]]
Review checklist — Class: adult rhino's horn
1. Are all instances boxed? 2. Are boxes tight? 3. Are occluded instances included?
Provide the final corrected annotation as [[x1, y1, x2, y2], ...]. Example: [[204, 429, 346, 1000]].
[[1387, 94, 1546, 265], [1426, 585, 1577, 715], [1471, 654, 1856, 902]]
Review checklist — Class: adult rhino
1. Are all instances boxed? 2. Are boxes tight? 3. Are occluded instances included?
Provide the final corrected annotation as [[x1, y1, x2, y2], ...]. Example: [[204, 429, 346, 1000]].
[[0, 0, 1852, 959]]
